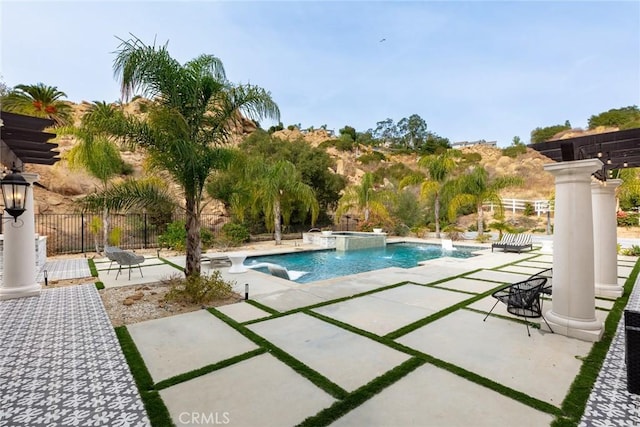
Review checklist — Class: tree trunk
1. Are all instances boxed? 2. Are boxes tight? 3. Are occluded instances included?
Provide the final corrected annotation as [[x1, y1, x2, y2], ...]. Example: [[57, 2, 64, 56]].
[[274, 199, 282, 245], [185, 195, 202, 277], [434, 194, 441, 238], [477, 202, 484, 235]]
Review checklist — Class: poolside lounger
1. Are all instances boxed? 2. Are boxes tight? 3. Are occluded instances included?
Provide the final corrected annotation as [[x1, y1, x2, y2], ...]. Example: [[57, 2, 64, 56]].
[[491, 233, 533, 253], [268, 265, 291, 280]]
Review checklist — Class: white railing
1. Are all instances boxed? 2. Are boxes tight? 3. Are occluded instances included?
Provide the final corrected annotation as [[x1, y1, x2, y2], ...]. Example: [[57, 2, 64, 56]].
[[483, 199, 554, 216]]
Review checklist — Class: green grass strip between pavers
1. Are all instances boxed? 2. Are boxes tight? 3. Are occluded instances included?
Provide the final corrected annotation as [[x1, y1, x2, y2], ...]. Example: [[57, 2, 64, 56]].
[[88, 259, 98, 277], [114, 326, 174, 427], [552, 258, 640, 427], [296, 357, 426, 427], [95, 281, 105, 290], [154, 348, 267, 390], [207, 307, 349, 400], [244, 299, 280, 315]]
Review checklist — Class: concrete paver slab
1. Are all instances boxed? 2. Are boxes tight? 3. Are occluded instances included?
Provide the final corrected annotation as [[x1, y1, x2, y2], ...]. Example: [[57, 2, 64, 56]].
[[433, 277, 501, 294], [498, 264, 546, 275], [331, 363, 553, 427], [518, 260, 553, 269], [371, 283, 472, 312], [398, 309, 593, 405], [248, 313, 410, 392], [128, 310, 258, 382], [94, 256, 165, 270], [98, 263, 183, 288], [216, 301, 272, 323], [595, 298, 615, 310], [533, 254, 554, 263], [313, 294, 431, 336], [618, 265, 633, 278], [618, 260, 637, 267], [253, 288, 327, 311], [465, 269, 530, 284], [618, 255, 639, 262], [160, 353, 335, 427]]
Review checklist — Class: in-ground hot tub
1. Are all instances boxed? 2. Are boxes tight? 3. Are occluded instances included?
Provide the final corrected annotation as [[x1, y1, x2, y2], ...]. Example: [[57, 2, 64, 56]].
[[302, 231, 386, 251]]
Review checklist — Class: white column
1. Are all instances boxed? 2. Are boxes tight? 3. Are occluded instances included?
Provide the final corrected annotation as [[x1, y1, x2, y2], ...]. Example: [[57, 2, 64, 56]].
[[592, 179, 623, 298], [0, 173, 40, 300], [543, 159, 603, 342]]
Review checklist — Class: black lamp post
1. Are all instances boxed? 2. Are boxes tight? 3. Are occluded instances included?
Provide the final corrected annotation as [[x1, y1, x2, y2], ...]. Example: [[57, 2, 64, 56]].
[[1, 168, 30, 221]]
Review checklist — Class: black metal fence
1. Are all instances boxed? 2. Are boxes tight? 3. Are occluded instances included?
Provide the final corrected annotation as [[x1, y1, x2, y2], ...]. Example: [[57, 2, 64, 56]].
[[34, 213, 227, 255]]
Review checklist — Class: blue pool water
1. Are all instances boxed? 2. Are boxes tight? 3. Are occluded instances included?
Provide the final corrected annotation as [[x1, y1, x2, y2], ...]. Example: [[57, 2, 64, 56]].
[[246, 242, 477, 283]]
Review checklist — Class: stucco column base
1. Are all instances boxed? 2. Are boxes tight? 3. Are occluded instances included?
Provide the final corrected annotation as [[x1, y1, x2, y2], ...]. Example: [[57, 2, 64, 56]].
[[543, 309, 603, 342], [595, 283, 623, 298], [0, 283, 40, 300]]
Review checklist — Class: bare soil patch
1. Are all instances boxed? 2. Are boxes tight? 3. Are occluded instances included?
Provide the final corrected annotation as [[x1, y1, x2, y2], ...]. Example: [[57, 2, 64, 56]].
[[98, 283, 242, 327]]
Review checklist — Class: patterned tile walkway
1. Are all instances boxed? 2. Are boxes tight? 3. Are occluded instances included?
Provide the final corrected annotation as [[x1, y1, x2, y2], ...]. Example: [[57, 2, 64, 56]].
[[0, 284, 149, 426], [579, 277, 640, 426], [36, 258, 92, 283]]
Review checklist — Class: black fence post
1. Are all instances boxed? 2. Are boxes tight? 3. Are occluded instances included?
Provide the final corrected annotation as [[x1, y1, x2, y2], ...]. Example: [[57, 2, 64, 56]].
[[81, 212, 85, 254], [144, 212, 148, 249]]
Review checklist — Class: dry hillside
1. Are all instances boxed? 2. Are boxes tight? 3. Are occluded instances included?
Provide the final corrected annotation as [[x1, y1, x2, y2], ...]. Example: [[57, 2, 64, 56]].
[[28, 101, 561, 215]]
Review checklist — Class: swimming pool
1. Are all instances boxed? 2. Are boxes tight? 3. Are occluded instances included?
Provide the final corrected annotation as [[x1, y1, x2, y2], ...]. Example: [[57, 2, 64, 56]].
[[246, 242, 477, 283]]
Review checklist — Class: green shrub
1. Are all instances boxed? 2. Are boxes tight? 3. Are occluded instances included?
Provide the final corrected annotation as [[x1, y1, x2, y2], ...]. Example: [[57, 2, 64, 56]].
[[158, 220, 215, 251], [220, 223, 250, 247], [523, 202, 535, 216], [357, 152, 386, 164], [158, 221, 187, 250], [621, 245, 640, 256], [108, 227, 123, 246], [501, 144, 527, 158], [617, 211, 639, 227], [164, 271, 235, 305]]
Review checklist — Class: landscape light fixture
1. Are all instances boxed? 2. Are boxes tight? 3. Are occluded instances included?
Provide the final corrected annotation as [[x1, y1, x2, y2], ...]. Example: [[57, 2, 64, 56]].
[[1, 166, 30, 221]]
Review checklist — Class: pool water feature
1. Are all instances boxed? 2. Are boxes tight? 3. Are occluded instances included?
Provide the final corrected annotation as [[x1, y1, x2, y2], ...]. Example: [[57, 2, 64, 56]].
[[246, 242, 477, 283]]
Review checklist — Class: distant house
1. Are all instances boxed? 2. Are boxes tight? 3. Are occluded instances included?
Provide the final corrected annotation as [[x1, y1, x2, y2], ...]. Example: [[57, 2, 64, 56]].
[[451, 139, 498, 149]]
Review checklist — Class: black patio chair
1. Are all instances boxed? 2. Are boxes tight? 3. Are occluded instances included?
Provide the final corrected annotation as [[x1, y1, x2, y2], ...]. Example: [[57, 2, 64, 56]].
[[483, 276, 554, 336], [532, 267, 553, 307]]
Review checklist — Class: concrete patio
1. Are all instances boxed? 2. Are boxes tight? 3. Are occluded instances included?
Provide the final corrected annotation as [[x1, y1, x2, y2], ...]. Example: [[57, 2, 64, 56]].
[[1, 240, 639, 426]]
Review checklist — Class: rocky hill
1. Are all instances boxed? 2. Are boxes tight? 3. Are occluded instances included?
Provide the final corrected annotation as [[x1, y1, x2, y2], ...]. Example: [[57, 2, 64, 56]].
[[27, 102, 559, 215]]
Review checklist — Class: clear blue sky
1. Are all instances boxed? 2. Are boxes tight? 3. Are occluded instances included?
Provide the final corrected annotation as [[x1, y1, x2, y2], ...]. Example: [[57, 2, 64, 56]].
[[2, 1, 638, 146]]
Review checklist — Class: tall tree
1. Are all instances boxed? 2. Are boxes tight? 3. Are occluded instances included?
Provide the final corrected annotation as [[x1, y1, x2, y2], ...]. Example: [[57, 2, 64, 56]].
[[335, 172, 390, 224], [233, 159, 318, 244], [402, 150, 457, 237], [2, 83, 72, 125], [397, 114, 428, 149], [111, 36, 280, 276], [447, 166, 523, 235], [63, 102, 127, 251]]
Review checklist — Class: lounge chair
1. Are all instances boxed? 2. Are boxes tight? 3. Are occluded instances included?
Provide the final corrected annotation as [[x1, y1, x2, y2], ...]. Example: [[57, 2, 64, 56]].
[[441, 239, 457, 251], [483, 276, 553, 336], [491, 233, 533, 253], [104, 245, 124, 275], [268, 264, 290, 280], [266, 264, 309, 281], [112, 250, 145, 280]]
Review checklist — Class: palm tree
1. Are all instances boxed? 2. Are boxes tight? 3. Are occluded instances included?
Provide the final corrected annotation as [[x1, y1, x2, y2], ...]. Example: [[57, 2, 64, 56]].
[[335, 172, 390, 226], [1, 83, 72, 125], [401, 150, 457, 238], [233, 159, 319, 245], [110, 36, 280, 276], [447, 166, 523, 235], [63, 102, 126, 251]]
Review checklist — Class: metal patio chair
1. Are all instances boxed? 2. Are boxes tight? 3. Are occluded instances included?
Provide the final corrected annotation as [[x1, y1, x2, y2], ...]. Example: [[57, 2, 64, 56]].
[[112, 250, 145, 280], [483, 276, 553, 336]]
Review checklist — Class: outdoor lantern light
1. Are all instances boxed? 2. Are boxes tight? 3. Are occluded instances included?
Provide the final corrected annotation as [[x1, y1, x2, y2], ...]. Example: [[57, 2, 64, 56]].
[[1, 167, 30, 221]]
